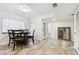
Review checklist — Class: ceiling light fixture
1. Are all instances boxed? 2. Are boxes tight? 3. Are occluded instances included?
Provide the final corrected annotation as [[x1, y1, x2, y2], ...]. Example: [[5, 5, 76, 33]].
[[19, 5, 31, 12]]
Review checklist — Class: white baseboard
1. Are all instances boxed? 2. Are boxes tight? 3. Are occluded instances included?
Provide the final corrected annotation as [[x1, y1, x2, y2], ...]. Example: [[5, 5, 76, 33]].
[[0, 34, 8, 40]]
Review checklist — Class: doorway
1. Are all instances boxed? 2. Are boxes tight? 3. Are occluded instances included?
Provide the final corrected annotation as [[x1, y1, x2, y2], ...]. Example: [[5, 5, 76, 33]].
[[43, 22, 46, 37], [58, 27, 71, 41], [42, 21, 48, 37]]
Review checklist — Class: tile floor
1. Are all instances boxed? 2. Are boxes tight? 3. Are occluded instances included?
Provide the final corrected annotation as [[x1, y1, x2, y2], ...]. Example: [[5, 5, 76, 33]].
[[0, 37, 77, 55]]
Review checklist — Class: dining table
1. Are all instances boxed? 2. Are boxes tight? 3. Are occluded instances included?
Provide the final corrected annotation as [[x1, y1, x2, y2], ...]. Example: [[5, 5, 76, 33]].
[[13, 30, 30, 44]]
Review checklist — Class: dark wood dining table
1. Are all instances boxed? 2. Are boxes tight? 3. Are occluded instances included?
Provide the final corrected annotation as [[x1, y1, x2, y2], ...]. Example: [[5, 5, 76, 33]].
[[13, 31, 30, 44], [14, 31, 30, 35]]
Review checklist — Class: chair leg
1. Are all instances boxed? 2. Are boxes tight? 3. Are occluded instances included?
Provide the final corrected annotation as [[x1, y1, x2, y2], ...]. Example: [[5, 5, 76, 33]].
[[32, 38, 34, 44], [17, 42, 19, 46], [8, 39, 11, 46], [13, 42, 15, 50], [21, 43, 23, 50]]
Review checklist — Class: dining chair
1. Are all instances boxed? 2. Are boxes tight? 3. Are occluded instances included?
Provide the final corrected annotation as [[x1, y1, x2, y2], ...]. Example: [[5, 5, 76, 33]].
[[8, 29, 14, 46], [12, 30, 25, 50], [27, 30, 35, 44]]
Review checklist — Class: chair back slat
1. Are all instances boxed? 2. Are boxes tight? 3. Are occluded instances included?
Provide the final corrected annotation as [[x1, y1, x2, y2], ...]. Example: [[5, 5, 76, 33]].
[[8, 29, 14, 39], [33, 30, 35, 37], [12, 30, 23, 37]]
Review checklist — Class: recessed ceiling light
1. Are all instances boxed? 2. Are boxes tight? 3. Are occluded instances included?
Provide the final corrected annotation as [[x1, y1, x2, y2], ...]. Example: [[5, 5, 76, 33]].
[[19, 5, 31, 12]]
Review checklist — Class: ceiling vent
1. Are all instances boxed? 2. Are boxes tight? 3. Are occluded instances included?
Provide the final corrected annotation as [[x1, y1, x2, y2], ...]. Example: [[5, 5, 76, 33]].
[[71, 13, 74, 16], [52, 3, 58, 8]]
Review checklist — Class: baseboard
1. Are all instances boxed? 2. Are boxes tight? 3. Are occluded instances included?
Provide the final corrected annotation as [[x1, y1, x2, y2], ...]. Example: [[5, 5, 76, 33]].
[[0, 34, 8, 40], [43, 36, 48, 40]]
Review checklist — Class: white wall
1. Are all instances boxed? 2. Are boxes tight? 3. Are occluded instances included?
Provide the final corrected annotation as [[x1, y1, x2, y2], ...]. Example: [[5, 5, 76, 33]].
[[30, 16, 74, 41], [30, 17, 43, 40], [0, 11, 30, 40], [41, 17, 74, 41], [74, 9, 79, 54], [30, 14, 55, 40], [42, 18, 53, 38], [52, 20, 74, 41]]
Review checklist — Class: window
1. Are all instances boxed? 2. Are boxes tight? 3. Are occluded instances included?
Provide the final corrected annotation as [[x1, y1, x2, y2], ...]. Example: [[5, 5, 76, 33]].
[[1, 17, 25, 33]]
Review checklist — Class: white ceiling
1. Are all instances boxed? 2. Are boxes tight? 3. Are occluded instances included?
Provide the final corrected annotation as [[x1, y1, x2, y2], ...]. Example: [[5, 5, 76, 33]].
[[0, 3, 79, 20]]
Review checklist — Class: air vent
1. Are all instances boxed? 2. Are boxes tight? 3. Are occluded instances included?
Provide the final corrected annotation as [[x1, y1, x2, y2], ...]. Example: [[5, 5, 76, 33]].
[[52, 3, 58, 8], [71, 13, 74, 16]]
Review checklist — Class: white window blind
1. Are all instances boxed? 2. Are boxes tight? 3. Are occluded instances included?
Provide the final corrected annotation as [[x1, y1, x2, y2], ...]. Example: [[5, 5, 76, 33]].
[[2, 18, 25, 33]]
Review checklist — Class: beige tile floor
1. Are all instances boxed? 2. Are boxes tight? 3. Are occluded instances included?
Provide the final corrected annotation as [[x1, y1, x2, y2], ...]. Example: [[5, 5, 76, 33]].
[[0, 37, 77, 55]]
